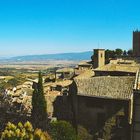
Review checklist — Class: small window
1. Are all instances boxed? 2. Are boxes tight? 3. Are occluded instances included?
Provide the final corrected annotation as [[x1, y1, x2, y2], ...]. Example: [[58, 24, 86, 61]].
[[101, 53, 103, 58]]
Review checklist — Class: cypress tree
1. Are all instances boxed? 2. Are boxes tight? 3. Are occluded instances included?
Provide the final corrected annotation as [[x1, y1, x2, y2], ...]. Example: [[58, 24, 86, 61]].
[[31, 71, 48, 130]]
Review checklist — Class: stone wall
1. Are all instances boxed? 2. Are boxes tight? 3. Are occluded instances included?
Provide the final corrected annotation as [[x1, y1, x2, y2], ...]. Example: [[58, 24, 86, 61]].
[[77, 96, 131, 140], [52, 95, 74, 123], [133, 31, 140, 57], [94, 70, 136, 76], [132, 91, 140, 140]]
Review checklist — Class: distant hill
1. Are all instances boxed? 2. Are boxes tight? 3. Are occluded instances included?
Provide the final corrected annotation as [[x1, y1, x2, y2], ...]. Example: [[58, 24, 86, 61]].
[[4, 51, 93, 62]]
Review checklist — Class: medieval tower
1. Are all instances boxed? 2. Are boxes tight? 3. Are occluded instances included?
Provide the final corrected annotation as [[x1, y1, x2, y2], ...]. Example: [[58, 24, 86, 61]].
[[133, 30, 140, 57], [93, 49, 105, 68]]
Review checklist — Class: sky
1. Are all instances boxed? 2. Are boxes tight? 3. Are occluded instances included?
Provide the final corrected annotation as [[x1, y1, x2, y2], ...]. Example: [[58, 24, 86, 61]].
[[0, 0, 140, 57]]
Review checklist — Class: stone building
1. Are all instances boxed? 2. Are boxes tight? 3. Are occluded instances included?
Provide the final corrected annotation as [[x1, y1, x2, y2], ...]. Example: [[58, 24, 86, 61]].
[[133, 30, 140, 57], [56, 68, 75, 80], [94, 63, 139, 76], [52, 69, 138, 139], [74, 75, 135, 140], [50, 46, 140, 140], [77, 61, 93, 70], [93, 49, 105, 68], [132, 71, 140, 140], [74, 61, 93, 77]]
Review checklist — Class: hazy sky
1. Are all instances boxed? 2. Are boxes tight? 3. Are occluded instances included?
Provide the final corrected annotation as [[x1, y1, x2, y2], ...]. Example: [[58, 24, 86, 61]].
[[0, 0, 140, 56]]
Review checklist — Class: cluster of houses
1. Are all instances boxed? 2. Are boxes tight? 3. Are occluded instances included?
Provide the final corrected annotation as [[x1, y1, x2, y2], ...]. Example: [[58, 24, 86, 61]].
[[1, 31, 140, 140], [49, 31, 140, 140]]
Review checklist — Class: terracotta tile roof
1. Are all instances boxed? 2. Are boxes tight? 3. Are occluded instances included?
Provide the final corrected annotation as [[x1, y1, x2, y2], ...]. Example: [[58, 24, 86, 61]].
[[75, 69, 94, 79], [95, 64, 139, 73], [75, 76, 135, 100], [78, 61, 92, 66]]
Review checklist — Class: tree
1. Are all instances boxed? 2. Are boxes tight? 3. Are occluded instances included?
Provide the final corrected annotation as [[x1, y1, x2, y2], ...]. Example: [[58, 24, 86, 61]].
[[7, 78, 20, 87], [31, 72, 48, 130], [127, 49, 133, 56], [123, 50, 127, 56], [115, 48, 123, 57], [105, 49, 116, 59], [91, 55, 94, 61], [49, 120, 77, 140], [105, 49, 116, 64], [1, 121, 51, 140]]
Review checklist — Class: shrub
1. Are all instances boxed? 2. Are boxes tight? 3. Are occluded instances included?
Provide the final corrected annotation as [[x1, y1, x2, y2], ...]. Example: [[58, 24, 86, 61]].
[[7, 78, 20, 87], [49, 120, 77, 140], [77, 125, 93, 140], [34, 129, 51, 140], [1, 121, 51, 140]]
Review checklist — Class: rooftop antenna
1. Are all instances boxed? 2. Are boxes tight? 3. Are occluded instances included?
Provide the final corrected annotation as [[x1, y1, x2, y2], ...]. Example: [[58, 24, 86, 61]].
[[98, 42, 100, 49]]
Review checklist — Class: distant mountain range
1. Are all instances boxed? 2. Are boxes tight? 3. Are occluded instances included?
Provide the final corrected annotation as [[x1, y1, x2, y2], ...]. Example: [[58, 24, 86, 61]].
[[1, 51, 93, 62]]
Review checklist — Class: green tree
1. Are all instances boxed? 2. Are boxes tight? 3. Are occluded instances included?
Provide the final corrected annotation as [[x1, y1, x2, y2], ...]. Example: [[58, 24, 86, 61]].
[[115, 48, 123, 57], [31, 72, 48, 130], [105, 49, 116, 58], [49, 120, 77, 140], [1, 121, 51, 140], [105, 49, 116, 64], [7, 78, 20, 87], [127, 49, 133, 56], [123, 50, 127, 56]]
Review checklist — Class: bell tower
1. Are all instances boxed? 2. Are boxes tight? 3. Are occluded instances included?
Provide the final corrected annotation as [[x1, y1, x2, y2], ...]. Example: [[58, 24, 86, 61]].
[[93, 49, 105, 68], [133, 30, 140, 57]]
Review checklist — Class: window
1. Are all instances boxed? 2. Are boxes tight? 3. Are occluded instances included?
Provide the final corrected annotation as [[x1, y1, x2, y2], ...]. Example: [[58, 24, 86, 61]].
[[101, 53, 103, 58]]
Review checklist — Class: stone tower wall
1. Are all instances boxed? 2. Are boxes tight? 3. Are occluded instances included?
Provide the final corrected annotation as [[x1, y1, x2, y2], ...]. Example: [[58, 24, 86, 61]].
[[133, 31, 140, 57], [93, 49, 105, 68]]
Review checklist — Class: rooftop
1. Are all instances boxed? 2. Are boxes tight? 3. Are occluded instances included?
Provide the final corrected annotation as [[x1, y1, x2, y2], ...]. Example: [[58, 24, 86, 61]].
[[75, 76, 135, 100], [95, 64, 139, 73], [44, 80, 73, 88], [56, 68, 74, 73], [75, 69, 94, 79], [78, 61, 92, 66]]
